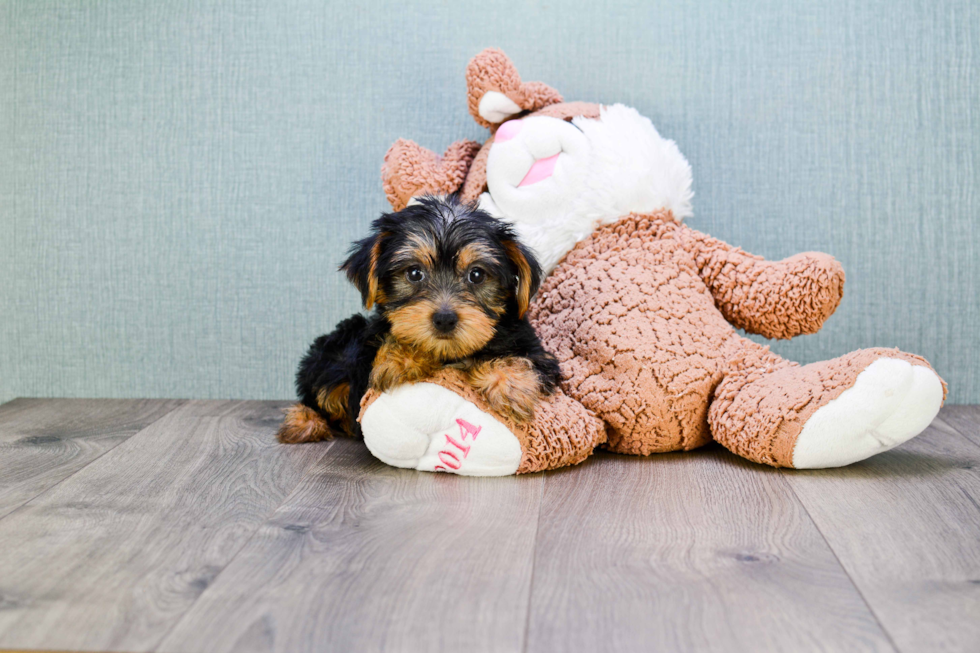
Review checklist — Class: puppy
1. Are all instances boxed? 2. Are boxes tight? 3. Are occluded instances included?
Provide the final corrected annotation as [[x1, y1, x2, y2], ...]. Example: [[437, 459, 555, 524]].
[[277, 195, 562, 444]]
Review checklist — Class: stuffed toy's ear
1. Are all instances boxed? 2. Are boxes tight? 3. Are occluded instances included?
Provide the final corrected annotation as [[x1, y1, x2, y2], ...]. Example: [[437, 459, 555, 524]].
[[382, 139, 481, 211], [503, 238, 542, 318], [466, 48, 563, 129], [341, 232, 387, 309]]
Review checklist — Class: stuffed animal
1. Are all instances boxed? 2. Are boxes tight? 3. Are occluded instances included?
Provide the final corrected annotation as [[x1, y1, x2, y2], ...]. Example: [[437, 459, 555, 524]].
[[358, 48, 946, 476]]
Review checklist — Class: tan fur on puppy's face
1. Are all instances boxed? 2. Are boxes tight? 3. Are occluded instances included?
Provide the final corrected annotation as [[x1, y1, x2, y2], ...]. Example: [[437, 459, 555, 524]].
[[456, 242, 497, 275], [387, 299, 497, 360], [383, 238, 508, 360]]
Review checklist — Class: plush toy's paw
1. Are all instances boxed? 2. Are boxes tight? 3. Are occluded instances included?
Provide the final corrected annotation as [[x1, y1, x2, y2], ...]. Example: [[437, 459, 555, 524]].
[[360, 382, 523, 476], [792, 358, 944, 469]]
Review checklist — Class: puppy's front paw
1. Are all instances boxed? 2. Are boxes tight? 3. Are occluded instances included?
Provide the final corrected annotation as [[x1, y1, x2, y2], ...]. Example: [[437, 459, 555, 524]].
[[360, 383, 523, 476], [469, 358, 543, 423], [369, 338, 437, 392]]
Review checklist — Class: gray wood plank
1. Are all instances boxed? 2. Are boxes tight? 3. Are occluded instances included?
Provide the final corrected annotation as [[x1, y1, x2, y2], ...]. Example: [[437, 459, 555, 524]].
[[938, 404, 980, 447], [156, 438, 543, 653], [784, 417, 980, 653], [525, 448, 895, 653], [0, 400, 329, 653], [0, 398, 184, 520]]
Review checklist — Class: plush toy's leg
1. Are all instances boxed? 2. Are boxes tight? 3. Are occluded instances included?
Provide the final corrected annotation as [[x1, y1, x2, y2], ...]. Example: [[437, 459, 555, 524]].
[[358, 369, 606, 476], [709, 345, 946, 468]]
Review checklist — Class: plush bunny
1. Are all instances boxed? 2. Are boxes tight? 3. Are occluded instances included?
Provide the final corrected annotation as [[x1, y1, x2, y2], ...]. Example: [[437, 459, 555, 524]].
[[358, 48, 946, 476]]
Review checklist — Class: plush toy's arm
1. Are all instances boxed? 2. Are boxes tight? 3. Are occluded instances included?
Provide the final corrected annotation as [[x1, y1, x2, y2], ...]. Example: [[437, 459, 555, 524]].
[[680, 225, 845, 340]]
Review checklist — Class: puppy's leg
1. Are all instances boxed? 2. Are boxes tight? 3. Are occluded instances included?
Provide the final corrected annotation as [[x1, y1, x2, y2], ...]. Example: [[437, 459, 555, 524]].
[[279, 381, 351, 443], [278, 403, 335, 444], [280, 314, 374, 443], [278, 381, 351, 443], [370, 336, 440, 392], [468, 357, 545, 423]]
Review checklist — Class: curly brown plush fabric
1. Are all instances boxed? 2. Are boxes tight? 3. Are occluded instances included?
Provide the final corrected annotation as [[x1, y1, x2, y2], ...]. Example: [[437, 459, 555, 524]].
[[359, 368, 606, 474], [365, 47, 945, 474], [382, 139, 481, 211], [465, 47, 563, 129], [459, 135, 492, 202], [708, 347, 944, 466], [683, 228, 846, 340], [529, 211, 944, 466], [531, 211, 737, 455]]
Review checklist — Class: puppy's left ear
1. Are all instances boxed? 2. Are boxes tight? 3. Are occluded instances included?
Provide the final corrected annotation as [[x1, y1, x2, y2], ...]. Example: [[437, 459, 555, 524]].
[[503, 240, 542, 318], [341, 232, 387, 309]]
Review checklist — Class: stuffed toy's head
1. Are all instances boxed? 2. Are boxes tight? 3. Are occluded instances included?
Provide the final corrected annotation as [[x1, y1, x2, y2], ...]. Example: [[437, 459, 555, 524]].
[[383, 48, 694, 273]]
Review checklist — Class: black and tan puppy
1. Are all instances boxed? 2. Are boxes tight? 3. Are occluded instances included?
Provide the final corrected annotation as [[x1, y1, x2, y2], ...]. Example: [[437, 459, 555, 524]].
[[277, 195, 561, 444]]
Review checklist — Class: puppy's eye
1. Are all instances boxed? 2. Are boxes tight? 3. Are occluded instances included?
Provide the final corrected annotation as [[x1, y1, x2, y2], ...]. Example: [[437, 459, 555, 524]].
[[406, 267, 425, 283], [467, 267, 486, 285]]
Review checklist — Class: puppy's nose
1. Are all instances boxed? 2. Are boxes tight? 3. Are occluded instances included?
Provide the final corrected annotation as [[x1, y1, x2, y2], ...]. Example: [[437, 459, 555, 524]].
[[432, 310, 459, 333]]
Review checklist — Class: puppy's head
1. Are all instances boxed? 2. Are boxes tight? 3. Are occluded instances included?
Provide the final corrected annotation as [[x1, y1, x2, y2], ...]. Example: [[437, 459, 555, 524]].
[[342, 195, 541, 360]]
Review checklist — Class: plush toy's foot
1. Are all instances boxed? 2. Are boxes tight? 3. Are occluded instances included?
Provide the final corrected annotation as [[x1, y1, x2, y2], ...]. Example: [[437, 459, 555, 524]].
[[359, 382, 523, 476], [792, 357, 944, 468], [709, 346, 946, 469]]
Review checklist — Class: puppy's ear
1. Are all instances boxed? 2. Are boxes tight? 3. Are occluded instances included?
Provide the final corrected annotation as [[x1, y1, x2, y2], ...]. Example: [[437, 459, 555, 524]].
[[341, 232, 387, 309], [503, 240, 542, 318]]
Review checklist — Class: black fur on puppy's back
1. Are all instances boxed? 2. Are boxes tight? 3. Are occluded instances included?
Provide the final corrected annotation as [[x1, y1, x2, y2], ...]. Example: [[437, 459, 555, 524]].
[[294, 313, 389, 438]]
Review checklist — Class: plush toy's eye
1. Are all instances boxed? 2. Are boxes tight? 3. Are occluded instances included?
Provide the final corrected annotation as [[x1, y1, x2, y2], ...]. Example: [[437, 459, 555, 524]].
[[406, 266, 425, 284], [467, 267, 486, 285]]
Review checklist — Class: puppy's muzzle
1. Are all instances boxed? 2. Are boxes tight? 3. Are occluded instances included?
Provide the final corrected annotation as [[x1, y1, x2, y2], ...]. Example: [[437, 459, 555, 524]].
[[432, 309, 459, 334]]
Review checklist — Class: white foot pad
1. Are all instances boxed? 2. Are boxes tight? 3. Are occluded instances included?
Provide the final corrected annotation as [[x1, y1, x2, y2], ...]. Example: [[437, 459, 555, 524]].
[[360, 383, 523, 476], [792, 358, 944, 469]]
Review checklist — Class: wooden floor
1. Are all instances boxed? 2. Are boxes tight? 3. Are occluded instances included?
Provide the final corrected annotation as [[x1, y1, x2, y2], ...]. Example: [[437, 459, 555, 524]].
[[0, 400, 977, 653]]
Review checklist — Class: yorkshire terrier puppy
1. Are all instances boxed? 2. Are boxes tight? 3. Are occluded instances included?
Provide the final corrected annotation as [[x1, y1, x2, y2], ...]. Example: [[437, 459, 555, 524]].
[[277, 195, 562, 444]]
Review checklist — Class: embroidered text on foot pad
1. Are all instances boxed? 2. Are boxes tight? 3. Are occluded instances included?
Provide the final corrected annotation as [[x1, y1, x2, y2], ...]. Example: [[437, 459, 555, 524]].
[[361, 383, 523, 476]]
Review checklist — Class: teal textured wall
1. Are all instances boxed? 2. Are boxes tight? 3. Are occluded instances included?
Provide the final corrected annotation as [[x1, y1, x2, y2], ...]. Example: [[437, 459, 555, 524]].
[[1, 0, 977, 403]]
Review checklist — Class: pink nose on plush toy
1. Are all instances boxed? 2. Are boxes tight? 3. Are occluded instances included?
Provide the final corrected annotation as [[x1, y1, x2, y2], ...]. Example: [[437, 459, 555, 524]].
[[495, 119, 523, 143], [519, 153, 560, 187]]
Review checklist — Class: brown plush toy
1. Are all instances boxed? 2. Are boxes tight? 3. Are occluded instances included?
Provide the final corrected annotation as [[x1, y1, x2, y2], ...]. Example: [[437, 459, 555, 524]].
[[358, 48, 946, 476]]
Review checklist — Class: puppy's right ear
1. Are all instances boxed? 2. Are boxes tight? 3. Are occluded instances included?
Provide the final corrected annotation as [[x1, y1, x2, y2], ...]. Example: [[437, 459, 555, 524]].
[[502, 239, 543, 319], [340, 232, 387, 310]]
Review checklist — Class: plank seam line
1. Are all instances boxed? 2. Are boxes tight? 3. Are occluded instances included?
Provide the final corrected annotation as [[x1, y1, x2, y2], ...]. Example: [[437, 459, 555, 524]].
[[782, 475, 902, 653], [0, 399, 187, 525], [521, 473, 547, 653], [149, 438, 337, 652]]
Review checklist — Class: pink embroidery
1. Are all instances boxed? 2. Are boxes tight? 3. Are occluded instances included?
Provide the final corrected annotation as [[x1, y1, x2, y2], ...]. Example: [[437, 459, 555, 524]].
[[443, 433, 471, 457], [438, 450, 461, 470], [456, 418, 482, 441], [433, 419, 484, 473]]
